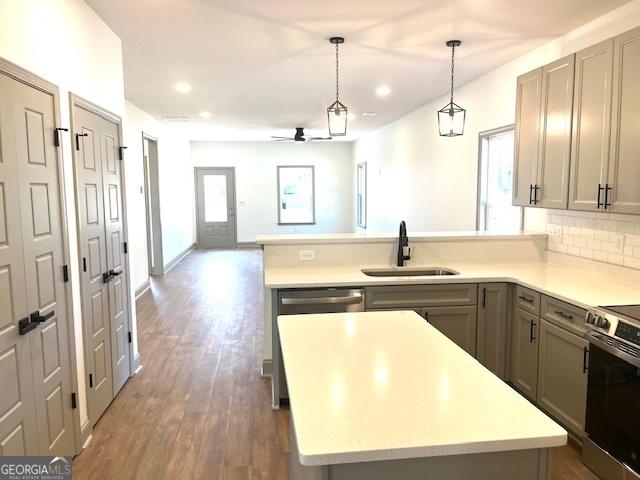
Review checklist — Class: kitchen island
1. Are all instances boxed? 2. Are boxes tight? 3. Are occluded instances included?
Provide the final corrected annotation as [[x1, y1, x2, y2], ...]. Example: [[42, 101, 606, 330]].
[[278, 310, 567, 480]]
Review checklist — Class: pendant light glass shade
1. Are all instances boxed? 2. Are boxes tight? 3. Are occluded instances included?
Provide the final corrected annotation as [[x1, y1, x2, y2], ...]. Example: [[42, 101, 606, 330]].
[[327, 37, 348, 136], [438, 40, 466, 137], [327, 100, 348, 136]]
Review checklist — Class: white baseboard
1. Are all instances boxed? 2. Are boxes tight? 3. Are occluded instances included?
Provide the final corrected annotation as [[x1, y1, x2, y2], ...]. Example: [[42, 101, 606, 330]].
[[163, 243, 195, 274]]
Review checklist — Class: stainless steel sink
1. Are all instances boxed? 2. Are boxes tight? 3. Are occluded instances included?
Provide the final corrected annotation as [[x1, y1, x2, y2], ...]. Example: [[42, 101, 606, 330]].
[[361, 267, 460, 277]]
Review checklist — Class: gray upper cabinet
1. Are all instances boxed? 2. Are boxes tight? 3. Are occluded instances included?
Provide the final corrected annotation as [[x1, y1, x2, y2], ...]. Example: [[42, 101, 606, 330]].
[[422, 306, 477, 357], [477, 283, 509, 379], [510, 307, 539, 401], [568, 39, 614, 212], [536, 55, 575, 209], [513, 68, 542, 207], [537, 319, 588, 437], [607, 26, 640, 215]]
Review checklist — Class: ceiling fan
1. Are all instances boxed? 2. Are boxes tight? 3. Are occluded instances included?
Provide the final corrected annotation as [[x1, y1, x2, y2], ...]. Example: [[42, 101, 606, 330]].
[[271, 127, 332, 142]]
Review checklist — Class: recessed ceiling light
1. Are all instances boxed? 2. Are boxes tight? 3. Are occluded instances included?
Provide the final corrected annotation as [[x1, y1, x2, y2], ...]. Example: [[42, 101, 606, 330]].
[[173, 82, 192, 94], [375, 86, 391, 97], [362, 112, 377, 117], [199, 111, 211, 119]]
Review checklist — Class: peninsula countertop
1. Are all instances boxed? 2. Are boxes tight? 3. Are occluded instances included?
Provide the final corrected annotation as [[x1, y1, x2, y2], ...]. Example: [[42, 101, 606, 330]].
[[265, 261, 640, 309], [278, 311, 567, 466]]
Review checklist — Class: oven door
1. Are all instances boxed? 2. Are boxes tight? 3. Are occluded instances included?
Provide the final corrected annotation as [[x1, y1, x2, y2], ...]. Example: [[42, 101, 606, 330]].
[[586, 334, 640, 475]]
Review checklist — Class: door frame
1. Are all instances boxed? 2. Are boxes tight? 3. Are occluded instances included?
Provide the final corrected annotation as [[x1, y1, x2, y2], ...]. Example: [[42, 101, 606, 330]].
[[0, 56, 83, 453], [68, 93, 137, 419], [141, 132, 164, 276], [194, 166, 238, 248]]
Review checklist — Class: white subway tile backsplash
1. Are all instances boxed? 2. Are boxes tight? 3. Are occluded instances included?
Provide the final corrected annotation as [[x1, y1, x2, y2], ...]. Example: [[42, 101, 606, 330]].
[[545, 210, 640, 271]]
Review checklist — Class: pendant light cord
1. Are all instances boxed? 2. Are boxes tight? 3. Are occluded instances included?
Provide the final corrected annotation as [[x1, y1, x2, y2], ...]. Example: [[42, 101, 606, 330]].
[[335, 43, 340, 102], [450, 43, 456, 105]]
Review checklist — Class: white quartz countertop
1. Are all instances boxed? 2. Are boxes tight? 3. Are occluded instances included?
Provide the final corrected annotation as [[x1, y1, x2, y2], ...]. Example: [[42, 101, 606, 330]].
[[265, 261, 640, 309], [256, 230, 547, 245], [279, 311, 567, 466]]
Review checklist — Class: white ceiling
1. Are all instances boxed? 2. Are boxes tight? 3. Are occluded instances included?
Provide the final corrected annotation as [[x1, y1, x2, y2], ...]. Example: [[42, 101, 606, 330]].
[[86, 0, 630, 141]]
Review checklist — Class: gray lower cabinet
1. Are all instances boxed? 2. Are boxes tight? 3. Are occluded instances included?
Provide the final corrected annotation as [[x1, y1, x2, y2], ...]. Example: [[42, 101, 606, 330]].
[[536, 319, 588, 437], [477, 283, 509, 379], [421, 306, 477, 356], [510, 308, 539, 401]]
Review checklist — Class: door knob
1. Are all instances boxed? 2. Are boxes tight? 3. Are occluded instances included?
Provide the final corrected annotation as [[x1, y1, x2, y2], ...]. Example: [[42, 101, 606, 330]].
[[30, 310, 54, 323], [18, 317, 37, 335]]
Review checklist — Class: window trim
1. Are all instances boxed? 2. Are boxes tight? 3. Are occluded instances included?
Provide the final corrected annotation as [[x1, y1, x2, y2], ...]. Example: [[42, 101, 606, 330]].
[[277, 165, 316, 225], [356, 162, 367, 228], [476, 124, 524, 231]]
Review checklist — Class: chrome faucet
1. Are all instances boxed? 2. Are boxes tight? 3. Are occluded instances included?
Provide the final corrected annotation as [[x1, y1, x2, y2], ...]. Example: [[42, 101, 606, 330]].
[[397, 221, 411, 267]]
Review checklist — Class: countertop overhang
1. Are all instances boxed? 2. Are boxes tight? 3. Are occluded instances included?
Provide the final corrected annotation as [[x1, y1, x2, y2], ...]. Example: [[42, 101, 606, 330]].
[[278, 311, 567, 466]]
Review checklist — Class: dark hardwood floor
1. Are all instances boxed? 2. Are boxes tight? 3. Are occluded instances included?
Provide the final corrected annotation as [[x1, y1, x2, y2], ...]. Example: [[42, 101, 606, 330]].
[[72, 248, 599, 480]]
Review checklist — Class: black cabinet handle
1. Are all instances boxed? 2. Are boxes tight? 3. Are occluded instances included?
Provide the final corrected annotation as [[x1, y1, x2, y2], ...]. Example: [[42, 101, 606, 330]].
[[533, 185, 540, 205], [554, 310, 573, 320], [424, 311, 429, 323], [597, 184, 604, 209], [30, 310, 54, 323], [518, 295, 534, 304], [583, 346, 589, 373], [529, 320, 536, 343], [529, 184, 534, 205], [604, 184, 612, 209], [18, 317, 37, 335], [482, 287, 487, 308]]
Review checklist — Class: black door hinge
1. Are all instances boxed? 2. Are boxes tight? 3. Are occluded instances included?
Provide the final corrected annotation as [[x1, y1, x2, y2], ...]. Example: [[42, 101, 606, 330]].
[[89, 373, 93, 388], [128, 332, 132, 343], [82, 257, 87, 272], [75, 132, 88, 151], [119, 146, 128, 160], [62, 265, 69, 282], [53, 127, 69, 147], [71, 392, 77, 409], [123, 242, 128, 254]]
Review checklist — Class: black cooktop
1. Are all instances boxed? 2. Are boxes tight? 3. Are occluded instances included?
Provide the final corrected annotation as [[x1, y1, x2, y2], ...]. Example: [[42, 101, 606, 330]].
[[603, 304, 640, 322]]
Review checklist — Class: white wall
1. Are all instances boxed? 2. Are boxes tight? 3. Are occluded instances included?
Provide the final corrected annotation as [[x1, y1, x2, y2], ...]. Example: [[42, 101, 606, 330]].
[[354, 0, 640, 235], [124, 101, 195, 290], [0, 0, 125, 436], [191, 142, 355, 242]]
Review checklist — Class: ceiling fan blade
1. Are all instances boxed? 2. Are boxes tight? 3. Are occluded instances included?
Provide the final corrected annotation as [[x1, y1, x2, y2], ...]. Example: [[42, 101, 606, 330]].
[[271, 136, 294, 140], [272, 138, 293, 142], [306, 137, 333, 141]]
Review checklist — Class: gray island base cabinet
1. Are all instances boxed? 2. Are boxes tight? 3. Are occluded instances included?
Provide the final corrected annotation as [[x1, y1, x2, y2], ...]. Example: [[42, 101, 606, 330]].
[[290, 421, 551, 480]]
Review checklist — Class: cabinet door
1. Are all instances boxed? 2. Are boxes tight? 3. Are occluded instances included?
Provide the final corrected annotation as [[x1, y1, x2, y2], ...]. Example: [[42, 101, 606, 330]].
[[513, 68, 542, 207], [422, 306, 477, 356], [477, 284, 508, 379], [510, 308, 539, 401], [537, 55, 575, 209], [537, 319, 588, 436], [568, 39, 614, 211], [607, 26, 640, 215]]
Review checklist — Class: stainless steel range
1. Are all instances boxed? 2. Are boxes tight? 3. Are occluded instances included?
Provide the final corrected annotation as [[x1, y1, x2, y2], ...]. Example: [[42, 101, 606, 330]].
[[584, 305, 640, 480]]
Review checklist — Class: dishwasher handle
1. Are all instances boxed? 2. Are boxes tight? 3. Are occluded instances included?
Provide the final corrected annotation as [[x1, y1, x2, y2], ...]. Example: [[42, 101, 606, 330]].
[[281, 292, 363, 306]]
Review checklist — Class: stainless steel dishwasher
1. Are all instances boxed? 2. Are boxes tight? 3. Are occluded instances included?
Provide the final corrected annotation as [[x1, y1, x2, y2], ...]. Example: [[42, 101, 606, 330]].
[[274, 288, 365, 406]]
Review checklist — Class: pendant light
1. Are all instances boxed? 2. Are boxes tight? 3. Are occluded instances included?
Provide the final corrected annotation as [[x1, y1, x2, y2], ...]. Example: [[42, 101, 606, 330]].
[[438, 40, 466, 137], [327, 36, 348, 136]]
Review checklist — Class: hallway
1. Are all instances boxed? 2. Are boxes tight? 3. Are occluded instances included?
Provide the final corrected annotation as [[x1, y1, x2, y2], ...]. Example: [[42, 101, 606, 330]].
[[72, 249, 596, 480], [72, 249, 290, 479]]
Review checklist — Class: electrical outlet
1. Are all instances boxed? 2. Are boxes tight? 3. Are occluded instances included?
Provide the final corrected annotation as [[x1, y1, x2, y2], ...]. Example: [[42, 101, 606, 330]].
[[299, 250, 316, 261], [548, 225, 562, 243], [613, 233, 625, 254]]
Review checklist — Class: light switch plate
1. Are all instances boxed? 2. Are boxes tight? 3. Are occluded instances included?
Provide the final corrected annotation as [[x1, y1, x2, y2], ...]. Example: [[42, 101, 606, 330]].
[[548, 225, 562, 243], [299, 250, 316, 261]]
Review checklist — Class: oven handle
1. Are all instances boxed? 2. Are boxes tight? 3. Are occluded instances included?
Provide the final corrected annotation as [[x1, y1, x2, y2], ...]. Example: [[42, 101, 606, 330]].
[[586, 332, 640, 368]]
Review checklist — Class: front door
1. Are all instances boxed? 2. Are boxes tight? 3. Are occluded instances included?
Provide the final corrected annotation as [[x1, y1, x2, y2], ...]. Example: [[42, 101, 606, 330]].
[[195, 167, 236, 248], [0, 65, 75, 455], [72, 100, 131, 427]]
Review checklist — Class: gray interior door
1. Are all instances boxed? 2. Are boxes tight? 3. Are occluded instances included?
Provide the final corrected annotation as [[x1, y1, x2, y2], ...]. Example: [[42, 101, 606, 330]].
[[0, 69, 75, 455], [73, 102, 131, 426], [73, 105, 114, 426], [143, 137, 163, 275], [195, 167, 236, 248]]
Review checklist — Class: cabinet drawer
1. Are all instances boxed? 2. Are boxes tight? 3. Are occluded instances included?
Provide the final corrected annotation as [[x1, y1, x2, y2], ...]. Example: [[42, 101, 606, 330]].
[[541, 296, 587, 336], [515, 286, 540, 315], [365, 284, 477, 309]]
